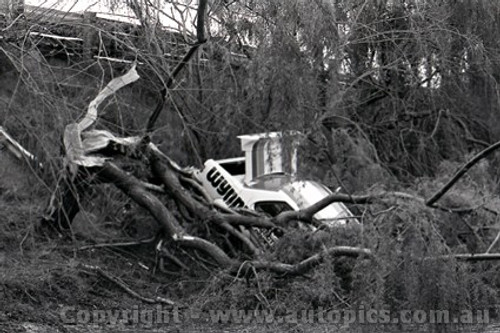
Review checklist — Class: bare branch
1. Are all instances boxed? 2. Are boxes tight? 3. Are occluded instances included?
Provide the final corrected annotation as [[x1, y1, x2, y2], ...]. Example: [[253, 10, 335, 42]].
[[175, 236, 235, 268], [236, 246, 373, 276], [0, 126, 42, 169], [77, 236, 157, 251], [148, 148, 284, 235], [217, 220, 262, 255], [145, 0, 209, 134], [426, 253, 500, 261], [486, 229, 500, 254], [97, 162, 184, 239], [97, 161, 235, 268], [276, 193, 376, 223], [426, 140, 500, 207]]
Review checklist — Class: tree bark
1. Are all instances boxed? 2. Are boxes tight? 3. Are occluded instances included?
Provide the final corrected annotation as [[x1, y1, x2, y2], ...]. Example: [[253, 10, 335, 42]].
[[95, 161, 235, 268], [234, 246, 373, 276]]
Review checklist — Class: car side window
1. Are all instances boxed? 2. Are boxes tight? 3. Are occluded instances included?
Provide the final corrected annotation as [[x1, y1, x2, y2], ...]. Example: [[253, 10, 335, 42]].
[[254, 201, 293, 217]]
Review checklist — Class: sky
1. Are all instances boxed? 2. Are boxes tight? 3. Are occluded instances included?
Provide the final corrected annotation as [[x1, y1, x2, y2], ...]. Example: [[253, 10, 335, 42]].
[[26, 0, 123, 14], [24, 0, 198, 31]]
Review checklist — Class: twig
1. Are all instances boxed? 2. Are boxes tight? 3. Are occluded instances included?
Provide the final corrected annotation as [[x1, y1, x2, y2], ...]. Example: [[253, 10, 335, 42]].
[[370, 206, 396, 217], [77, 236, 156, 251], [218, 220, 262, 255], [179, 175, 212, 203], [145, 43, 203, 133], [78, 263, 175, 306], [486, 231, 500, 254], [486, 215, 500, 254], [0, 126, 42, 169], [157, 244, 191, 272], [1, 13, 24, 32], [425, 253, 500, 261]]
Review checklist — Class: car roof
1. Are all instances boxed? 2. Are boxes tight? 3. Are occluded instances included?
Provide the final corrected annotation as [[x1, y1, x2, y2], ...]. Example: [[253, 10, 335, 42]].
[[246, 173, 292, 191]]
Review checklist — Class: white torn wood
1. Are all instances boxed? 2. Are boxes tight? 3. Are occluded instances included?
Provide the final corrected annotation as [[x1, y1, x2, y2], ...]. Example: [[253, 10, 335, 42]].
[[79, 65, 140, 132], [64, 64, 140, 174], [81, 130, 141, 153]]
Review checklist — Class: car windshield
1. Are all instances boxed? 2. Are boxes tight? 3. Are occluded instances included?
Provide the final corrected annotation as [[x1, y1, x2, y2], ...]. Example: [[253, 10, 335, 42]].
[[281, 181, 354, 224]]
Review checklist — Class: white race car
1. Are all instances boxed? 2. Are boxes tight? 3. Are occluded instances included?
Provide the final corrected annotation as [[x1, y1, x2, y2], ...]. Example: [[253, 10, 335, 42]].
[[196, 132, 357, 246]]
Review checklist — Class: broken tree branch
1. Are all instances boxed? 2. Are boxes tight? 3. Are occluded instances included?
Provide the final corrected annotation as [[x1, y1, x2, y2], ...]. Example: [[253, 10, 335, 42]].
[[426, 140, 500, 207], [276, 193, 376, 223], [97, 162, 183, 238], [236, 246, 373, 276], [149, 151, 266, 253], [97, 161, 235, 268]]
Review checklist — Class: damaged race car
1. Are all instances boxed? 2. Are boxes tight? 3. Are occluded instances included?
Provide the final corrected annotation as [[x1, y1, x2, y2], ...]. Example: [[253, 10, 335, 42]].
[[196, 132, 358, 247]]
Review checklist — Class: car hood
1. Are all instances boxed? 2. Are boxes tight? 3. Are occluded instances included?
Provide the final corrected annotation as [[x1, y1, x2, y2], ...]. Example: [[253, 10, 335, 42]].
[[281, 180, 356, 225]]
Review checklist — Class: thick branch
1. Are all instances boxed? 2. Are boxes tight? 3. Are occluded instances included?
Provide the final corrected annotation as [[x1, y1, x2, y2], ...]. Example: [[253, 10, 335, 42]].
[[426, 140, 500, 207], [196, 0, 208, 42], [97, 162, 183, 238], [235, 246, 373, 276], [149, 150, 277, 252], [274, 189, 478, 223], [217, 221, 262, 256], [96, 162, 234, 268], [276, 193, 376, 223], [222, 214, 282, 230], [145, 88, 166, 134], [175, 236, 235, 268]]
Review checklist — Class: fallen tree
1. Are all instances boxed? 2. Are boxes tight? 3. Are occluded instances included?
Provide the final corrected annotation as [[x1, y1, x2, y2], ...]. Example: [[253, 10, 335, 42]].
[[35, 62, 500, 287], [36, 64, 376, 278], [21, 0, 500, 288]]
